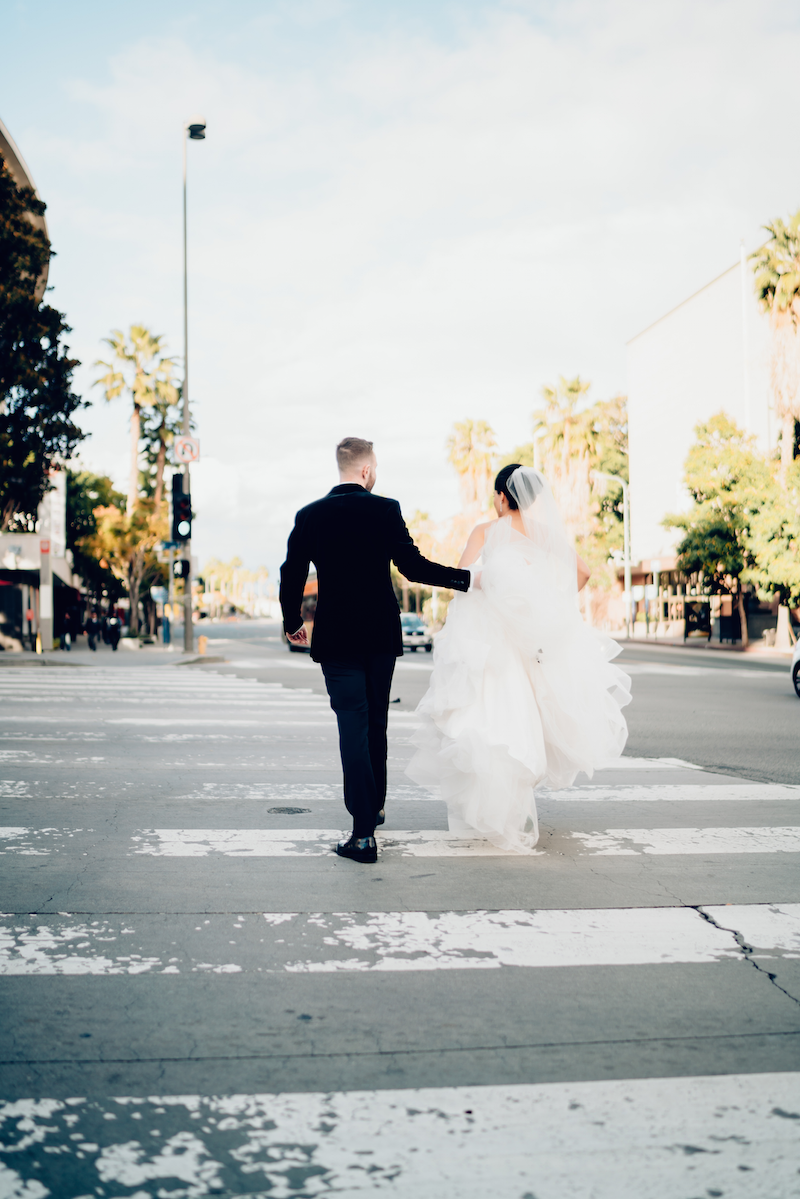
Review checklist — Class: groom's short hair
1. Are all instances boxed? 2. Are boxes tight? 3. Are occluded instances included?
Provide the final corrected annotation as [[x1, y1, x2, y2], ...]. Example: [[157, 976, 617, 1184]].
[[336, 437, 374, 472]]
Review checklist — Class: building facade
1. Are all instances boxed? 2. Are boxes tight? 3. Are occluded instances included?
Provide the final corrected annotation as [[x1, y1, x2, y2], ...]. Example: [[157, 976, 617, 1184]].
[[0, 473, 80, 650]]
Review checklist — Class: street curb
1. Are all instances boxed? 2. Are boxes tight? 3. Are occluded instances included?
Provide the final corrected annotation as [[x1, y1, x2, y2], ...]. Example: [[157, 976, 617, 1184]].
[[0, 656, 88, 667], [172, 655, 228, 666]]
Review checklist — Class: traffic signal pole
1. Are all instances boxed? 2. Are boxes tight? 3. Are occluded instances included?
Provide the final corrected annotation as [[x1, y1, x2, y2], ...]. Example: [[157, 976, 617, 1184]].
[[180, 115, 206, 655], [182, 123, 193, 654]]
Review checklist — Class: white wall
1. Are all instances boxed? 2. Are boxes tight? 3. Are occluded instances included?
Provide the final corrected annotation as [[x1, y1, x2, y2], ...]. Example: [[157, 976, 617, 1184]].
[[627, 258, 772, 565], [0, 472, 74, 586], [38, 471, 67, 559]]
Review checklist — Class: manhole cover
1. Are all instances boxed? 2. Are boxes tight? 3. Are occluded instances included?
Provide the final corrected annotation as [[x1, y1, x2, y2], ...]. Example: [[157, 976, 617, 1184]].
[[268, 806, 311, 815]]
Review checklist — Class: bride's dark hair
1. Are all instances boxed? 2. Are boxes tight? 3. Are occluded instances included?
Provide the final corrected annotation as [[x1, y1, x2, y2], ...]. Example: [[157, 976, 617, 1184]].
[[494, 464, 522, 510]]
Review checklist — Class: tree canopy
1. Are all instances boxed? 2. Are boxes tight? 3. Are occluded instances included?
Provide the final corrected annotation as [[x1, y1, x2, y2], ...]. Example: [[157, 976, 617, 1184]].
[[0, 155, 85, 530], [446, 419, 497, 511], [94, 326, 179, 514], [665, 412, 800, 632], [66, 469, 126, 602]]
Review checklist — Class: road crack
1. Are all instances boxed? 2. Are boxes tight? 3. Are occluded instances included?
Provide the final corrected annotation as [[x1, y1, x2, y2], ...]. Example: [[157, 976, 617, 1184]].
[[695, 906, 800, 1009]]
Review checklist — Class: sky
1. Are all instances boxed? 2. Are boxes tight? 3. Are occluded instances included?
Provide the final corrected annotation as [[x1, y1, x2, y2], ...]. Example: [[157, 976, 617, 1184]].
[[5, 0, 800, 575]]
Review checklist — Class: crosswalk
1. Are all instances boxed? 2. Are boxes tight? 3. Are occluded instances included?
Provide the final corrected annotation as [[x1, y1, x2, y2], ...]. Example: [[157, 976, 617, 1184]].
[[1, 661, 799, 1197]]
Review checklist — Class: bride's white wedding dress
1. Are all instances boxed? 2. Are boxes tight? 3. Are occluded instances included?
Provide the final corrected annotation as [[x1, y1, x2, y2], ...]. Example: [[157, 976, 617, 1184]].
[[406, 468, 631, 854]]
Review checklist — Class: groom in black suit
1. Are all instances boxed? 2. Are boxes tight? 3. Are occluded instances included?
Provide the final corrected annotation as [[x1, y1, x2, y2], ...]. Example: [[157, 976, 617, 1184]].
[[280, 437, 472, 863]]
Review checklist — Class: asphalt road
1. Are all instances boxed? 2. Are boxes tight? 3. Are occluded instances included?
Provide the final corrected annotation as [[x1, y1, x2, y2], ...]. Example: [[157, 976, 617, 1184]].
[[200, 621, 800, 784], [0, 622, 799, 1197]]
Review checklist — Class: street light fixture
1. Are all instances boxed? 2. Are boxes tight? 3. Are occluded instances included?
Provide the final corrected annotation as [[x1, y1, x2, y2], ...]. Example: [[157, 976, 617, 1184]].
[[181, 114, 206, 653], [592, 470, 632, 639]]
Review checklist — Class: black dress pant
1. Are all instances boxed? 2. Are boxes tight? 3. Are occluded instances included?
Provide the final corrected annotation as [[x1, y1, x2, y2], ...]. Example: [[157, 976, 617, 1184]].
[[321, 653, 397, 837]]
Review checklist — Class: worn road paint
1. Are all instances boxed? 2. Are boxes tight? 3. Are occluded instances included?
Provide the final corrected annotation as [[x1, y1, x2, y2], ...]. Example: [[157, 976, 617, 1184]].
[[0, 827, 95, 855], [0, 905, 753, 975], [703, 903, 800, 958], [129, 828, 540, 857], [572, 826, 800, 855], [544, 784, 800, 802], [6, 822, 800, 858], [1, 1073, 798, 1198]]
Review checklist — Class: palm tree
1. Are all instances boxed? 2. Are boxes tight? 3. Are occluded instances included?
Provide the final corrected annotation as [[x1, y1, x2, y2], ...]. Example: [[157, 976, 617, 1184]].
[[751, 211, 800, 483], [140, 367, 182, 511], [446, 419, 497, 510], [532, 375, 596, 543], [94, 326, 178, 513]]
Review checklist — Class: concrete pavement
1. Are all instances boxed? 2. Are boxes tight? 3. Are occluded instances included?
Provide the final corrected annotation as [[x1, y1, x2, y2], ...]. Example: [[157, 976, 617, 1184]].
[[0, 623, 799, 1196]]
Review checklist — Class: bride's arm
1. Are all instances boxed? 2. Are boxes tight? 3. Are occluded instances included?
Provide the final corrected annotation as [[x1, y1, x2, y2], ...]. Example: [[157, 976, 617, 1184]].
[[458, 523, 489, 569], [577, 553, 591, 592]]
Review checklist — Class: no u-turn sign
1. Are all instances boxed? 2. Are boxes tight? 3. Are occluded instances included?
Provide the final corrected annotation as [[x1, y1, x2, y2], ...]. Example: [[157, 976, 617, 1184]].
[[175, 436, 200, 463]]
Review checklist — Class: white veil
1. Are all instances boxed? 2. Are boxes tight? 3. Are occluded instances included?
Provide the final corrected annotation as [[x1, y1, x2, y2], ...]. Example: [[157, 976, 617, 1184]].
[[505, 467, 577, 601]]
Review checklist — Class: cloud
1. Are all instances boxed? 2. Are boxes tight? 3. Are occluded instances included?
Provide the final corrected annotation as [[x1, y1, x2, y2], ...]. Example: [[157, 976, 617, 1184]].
[[18, 0, 800, 569]]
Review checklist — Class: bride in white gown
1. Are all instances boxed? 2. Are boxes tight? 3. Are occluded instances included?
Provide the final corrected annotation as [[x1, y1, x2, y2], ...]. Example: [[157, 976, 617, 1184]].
[[406, 465, 632, 854]]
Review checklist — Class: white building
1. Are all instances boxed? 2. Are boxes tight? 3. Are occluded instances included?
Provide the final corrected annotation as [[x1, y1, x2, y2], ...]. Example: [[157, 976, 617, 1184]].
[[627, 253, 774, 569]]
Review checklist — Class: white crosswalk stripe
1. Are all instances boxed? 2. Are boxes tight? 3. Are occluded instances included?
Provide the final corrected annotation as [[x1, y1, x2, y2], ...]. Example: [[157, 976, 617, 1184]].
[[5, 821, 800, 857], [1, 1073, 799, 1199], [2, 660, 799, 1197], [2, 904, 799, 976]]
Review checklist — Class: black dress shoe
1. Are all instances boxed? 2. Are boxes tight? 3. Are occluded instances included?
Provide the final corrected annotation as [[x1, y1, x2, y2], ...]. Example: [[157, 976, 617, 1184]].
[[336, 835, 378, 863], [375, 809, 386, 827]]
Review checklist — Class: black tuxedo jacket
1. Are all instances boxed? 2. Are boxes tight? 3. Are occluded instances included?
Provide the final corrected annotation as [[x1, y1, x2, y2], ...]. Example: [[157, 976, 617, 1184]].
[[280, 483, 471, 662]]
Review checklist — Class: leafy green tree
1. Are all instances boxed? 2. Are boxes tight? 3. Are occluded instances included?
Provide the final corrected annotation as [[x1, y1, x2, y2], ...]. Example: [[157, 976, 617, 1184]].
[[0, 156, 84, 530], [586, 393, 628, 563], [90, 501, 167, 635], [665, 413, 774, 645], [66, 469, 125, 603], [751, 210, 800, 482], [744, 459, 800, 612], [527, 378, 628, 582], [94, 326, 178, 514]]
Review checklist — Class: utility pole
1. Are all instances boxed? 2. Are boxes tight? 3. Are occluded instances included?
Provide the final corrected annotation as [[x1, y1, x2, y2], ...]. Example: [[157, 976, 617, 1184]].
[[181, 115, 206, 654]]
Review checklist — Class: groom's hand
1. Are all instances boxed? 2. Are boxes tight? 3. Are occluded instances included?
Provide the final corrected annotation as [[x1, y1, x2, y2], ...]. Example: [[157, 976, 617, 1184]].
[[287, 626, 309, 647]]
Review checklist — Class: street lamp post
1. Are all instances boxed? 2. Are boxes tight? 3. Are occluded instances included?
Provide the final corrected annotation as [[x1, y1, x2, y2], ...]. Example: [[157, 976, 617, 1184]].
[[181, 114, 206, 654], [593, 470, 632, 639]]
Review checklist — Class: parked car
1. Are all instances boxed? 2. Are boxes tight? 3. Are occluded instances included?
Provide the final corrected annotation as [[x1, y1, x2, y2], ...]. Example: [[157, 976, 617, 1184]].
[[400, 612, 432, 652], [792, 639, 800, 698]]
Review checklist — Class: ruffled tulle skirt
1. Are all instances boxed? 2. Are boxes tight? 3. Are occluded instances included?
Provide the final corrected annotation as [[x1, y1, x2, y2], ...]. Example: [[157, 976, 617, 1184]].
[[406, 560, 631, 854]]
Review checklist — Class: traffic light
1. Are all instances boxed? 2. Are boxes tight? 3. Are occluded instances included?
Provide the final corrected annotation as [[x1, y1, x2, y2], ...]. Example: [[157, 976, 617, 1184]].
[[173, 559, 190, 579], [172, 473, 192, 542]]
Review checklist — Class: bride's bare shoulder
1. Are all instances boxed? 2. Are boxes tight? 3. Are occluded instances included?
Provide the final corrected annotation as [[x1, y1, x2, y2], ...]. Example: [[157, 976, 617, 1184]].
[[458, 520, 493, 568], [467, 520, 493, 546]]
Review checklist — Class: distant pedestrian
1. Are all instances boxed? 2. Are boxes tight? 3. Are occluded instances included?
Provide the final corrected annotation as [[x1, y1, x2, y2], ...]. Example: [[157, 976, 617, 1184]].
[[61, 611, 72, 652], [85, 614, 100, 652], [105, 615, 121, 651]]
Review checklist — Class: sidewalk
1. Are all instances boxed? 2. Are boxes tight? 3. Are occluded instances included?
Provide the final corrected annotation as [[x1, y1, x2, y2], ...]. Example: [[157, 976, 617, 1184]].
[[0, 643, 225, 668], [612, 633, 793, 663]]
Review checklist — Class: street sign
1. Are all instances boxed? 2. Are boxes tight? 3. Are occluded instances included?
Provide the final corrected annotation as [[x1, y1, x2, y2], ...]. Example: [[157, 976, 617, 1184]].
[[39, 539, 50, 554], [175, 436, 200, 464]]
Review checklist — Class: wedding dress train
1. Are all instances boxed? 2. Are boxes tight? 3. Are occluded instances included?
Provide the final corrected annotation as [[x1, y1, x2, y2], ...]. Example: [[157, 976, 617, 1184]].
[[406, 474, 631, 854]]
